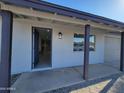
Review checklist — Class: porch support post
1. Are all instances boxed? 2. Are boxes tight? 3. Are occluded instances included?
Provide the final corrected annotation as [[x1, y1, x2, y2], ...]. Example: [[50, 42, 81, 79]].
[[83, 24, 90, 80], [0, 10, 13, 93], [120, 32, 124, 71]]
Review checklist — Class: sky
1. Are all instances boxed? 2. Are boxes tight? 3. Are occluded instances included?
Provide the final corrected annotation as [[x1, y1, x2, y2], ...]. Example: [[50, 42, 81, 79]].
[[43, 0, 124, 22]]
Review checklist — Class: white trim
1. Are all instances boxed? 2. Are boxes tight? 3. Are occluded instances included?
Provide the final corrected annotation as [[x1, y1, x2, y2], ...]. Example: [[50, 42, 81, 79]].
[[31, 67, 52, 72]]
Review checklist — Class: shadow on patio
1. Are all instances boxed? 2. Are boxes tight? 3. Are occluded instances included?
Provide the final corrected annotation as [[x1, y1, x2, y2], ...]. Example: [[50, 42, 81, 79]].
[[52, 73, 123, 93], [10, 63, 123, 93]]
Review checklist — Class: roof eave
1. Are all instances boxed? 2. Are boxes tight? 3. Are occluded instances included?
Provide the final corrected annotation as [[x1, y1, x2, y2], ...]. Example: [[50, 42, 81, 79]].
[[1, 0, 124, 28]]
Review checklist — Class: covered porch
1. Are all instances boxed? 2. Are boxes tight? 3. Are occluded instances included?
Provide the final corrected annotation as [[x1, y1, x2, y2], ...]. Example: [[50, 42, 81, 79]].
[[11, 63, 122, 93], [0, 0, 124, 93]]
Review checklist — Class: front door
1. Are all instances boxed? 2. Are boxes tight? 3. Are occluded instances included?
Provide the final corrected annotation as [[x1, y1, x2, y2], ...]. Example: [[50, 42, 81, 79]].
[[32, 28, 39, 68], [32, 27, 52, 69]]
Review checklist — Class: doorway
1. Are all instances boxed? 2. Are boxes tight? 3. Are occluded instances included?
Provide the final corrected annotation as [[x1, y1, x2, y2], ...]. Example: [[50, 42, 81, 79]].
[[104, 35, 120, 69], [32, 27, 52, 69]]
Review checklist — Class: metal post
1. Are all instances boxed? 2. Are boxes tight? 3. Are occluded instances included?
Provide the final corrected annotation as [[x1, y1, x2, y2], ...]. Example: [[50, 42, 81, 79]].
[[120, 32, 124, 71], [0, 10, 13, 93], [83, 24, 90, 80]]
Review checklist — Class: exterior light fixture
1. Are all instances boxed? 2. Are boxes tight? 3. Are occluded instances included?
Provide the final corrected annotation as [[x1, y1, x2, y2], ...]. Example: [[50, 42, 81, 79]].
[[47, 29, 50, 32], [58, 32, 62, 39]]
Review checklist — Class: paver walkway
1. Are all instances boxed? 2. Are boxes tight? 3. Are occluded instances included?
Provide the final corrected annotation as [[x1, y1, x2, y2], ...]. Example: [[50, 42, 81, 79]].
[[71, 80, 111, 93]]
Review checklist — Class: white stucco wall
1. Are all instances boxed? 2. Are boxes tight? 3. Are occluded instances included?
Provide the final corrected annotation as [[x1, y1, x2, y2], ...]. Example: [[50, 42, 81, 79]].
[[11, 20, 32, 74], [0, 18, 105, 74], [52, 25, 105, 68]]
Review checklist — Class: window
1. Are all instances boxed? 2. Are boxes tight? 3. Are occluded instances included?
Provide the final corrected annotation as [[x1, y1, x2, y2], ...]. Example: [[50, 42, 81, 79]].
[[73, 33, 95, 51]]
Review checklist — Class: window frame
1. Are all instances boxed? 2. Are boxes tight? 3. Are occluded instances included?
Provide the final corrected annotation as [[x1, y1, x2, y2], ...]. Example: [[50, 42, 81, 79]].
[[73, 33, 96, 52]]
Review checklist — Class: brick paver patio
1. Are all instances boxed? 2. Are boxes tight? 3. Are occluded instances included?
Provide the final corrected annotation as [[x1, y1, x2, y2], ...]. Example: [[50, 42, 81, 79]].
[[71, 80, 111, 93]]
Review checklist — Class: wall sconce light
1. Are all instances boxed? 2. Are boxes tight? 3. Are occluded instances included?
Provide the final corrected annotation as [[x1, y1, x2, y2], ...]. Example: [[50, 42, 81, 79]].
[[58, 32, 63, 39]]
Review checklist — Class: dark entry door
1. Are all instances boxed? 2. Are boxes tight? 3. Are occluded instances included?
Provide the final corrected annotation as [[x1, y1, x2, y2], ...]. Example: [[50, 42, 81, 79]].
[[32, 28, 39, 68]]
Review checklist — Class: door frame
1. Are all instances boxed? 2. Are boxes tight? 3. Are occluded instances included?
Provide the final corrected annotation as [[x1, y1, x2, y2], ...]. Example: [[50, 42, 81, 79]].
[[31, 26, 52, 69]]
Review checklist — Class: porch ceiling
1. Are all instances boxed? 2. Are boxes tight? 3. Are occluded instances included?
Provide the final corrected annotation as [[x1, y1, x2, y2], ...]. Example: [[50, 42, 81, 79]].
[[0, 1, 124, 32]]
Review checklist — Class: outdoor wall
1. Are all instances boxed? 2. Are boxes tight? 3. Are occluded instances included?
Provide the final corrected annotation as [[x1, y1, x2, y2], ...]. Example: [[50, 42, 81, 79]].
[[52, 25, 105, 68], [3, 18, 105, 74], [11, 20, 32, 74], [11, 18, 106, 74]]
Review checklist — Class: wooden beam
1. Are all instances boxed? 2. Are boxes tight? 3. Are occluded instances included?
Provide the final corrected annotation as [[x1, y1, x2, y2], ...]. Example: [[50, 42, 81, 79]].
[[1, 4, 123, 32], [83, 24, 90, 80], [1, 0, 124, 28], [0, 10, 13, 93], [120, 32, 124, 71]]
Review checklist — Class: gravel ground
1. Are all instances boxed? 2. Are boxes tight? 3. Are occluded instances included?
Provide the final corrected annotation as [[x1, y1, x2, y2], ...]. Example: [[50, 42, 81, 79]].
[[44, 73, 123, 93]]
